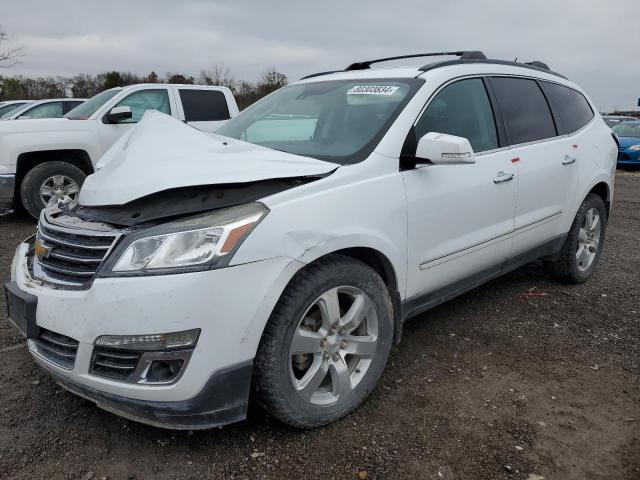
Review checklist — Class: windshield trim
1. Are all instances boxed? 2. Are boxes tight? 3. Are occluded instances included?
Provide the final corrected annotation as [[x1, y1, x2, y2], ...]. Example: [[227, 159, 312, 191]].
[[217, 77, 425, 165]]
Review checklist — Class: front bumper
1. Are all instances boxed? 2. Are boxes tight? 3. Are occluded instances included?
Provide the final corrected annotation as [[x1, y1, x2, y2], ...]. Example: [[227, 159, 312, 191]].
[[42, 358, 253, 430], [10, 241, 303, 428], [0, 173, 15, 210]]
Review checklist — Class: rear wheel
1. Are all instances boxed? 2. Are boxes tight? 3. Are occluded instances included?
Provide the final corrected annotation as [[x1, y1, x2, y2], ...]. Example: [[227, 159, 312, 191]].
[[20, 161, 85, 219], [546, 193, 607, 283], [254, 255, 394, 428]]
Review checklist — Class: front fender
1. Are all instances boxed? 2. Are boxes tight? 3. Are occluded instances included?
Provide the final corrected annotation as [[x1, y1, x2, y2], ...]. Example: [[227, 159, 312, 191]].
[[0, 120, 101, 171]]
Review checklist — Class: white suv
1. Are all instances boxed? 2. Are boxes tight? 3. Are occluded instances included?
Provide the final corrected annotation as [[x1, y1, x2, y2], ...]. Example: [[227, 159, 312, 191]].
[[6, 51, 617, 430]]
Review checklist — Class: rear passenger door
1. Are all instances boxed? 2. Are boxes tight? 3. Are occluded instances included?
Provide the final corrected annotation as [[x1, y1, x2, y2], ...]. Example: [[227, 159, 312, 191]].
[[174, 88, 234, 132], [489, 76, 578, 256]]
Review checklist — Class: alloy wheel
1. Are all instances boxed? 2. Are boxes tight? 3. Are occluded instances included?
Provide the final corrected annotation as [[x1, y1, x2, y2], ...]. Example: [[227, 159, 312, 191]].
[[289, 286, 378, 406]]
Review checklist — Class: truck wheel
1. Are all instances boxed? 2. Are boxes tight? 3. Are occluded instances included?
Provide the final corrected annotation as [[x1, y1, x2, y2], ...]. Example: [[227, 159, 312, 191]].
[[546, 193, 607, 283], [253, 254, 394, 428], [20, 161, 86, 219]]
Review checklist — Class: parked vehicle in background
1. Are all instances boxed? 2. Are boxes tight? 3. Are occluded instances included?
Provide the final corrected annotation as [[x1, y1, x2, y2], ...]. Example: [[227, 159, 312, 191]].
[[1, 98, 86, 120], [0, 100, 34, 118], [0, 84, 239, 216], [5, 51, 616, 431], [612, 120, 640, 166], [602, 115, 636, 128]]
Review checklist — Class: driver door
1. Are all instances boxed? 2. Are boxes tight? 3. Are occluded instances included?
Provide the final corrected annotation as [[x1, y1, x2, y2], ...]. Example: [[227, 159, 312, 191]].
[[402, 77, 517, 301], [97, 87, 175, 153]]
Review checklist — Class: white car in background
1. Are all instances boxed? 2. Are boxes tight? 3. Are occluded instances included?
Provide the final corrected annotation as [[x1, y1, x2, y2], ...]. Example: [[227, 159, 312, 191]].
[[0, 100, 34, 118], [0, 98, 86, 120], [0, 84, 239, 216], [6, 51, 616, 430]]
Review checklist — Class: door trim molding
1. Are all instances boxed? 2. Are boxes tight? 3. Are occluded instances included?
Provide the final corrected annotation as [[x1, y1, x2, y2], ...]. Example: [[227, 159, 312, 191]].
[[405, 234, 567, 321]]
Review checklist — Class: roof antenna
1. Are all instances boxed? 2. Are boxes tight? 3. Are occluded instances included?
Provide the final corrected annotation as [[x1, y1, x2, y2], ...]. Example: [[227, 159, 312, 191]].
[[514, 57, 518, 62]]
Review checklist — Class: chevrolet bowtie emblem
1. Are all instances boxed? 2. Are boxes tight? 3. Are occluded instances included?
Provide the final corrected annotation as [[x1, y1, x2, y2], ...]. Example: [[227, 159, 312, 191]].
[[34, 240, 51, 259]]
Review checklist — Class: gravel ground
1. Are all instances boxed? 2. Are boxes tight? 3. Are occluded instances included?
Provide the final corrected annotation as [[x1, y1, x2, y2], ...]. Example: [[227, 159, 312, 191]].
[[0, 171, 638, 480]]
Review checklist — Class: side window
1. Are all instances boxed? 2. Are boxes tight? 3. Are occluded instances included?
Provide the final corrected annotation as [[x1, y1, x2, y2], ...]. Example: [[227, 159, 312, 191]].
[[541, 82, 594, 134], [114, 89, 171, 123], [23, 102, 64, 119], [490, 77, 557, 145], [63, 101, 84, 114], [415, 78, 498, 153], [179, 89, 230, 121]]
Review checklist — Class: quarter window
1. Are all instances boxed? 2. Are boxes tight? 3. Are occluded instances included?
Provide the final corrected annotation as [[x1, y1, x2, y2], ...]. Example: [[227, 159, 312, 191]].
[[541, 82, 594, 134], [490, 77, 557, 145], [114, 89, 171, 123], [415, 78, 498, 153], [179, 90, 231, 121]]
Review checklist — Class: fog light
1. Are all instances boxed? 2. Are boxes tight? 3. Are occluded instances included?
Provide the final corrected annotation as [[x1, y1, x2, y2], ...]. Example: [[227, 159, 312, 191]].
[[146, 359, 184, 382], [95, 329, 200, 350]]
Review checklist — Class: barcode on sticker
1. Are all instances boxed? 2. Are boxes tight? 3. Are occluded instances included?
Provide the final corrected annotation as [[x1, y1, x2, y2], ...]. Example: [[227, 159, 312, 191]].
[[347, 85, 399, 95]]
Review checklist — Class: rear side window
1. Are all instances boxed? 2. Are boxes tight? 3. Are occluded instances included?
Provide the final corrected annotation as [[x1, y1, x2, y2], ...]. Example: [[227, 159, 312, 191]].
[[490, 77, 557, 145], [541, 82, 594, 134], [179, 89, 230, 121], [415, 78, 499, 152]]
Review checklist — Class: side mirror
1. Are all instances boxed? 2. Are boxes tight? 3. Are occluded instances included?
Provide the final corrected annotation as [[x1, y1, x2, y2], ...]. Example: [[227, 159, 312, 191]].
[[104, 106, 132, 124], [415, 132, 476, 165]]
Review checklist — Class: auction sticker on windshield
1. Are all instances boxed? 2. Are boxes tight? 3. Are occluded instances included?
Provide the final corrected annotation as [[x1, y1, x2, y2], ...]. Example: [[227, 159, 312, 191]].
[[347, 85, 400, 95]]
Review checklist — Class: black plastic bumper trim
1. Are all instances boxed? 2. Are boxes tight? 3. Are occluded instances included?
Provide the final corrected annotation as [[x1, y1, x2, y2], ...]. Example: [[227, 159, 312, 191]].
[[40, 359, 253, 430]]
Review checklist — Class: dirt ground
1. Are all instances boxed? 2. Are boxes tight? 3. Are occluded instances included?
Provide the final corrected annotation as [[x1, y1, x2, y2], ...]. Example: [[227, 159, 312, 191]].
[[0, 171, 638, 480]]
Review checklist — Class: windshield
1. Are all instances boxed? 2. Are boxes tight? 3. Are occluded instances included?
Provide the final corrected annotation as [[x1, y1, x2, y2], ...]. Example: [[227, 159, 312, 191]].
[[64, 89, 120, 120], [217, 78, 423, 164], [612, 122, 640, 138], [0, 103, 27, 118]]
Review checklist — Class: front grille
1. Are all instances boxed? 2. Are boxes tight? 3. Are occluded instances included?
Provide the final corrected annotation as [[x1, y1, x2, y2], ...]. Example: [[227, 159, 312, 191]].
[[34, 215, 118, 286], [32, 329, 79, 370], [90, 347, 141, 381]]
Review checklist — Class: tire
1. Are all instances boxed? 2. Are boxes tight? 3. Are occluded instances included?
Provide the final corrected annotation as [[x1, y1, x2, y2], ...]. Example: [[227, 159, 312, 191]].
[[20, 161, 86, 219], [253, 254, 394, 428], [546, 193, 607, 283]]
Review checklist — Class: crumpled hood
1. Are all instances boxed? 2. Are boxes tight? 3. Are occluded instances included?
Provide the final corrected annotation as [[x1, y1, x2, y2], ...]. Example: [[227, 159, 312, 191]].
[[617, 136, 640, 149], [80, 111, 339, 206]]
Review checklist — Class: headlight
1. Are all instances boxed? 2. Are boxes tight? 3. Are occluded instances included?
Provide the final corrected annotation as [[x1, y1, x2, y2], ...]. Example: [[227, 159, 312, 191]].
[[628, 145, 640, 151], [106, 203, 267, 275]]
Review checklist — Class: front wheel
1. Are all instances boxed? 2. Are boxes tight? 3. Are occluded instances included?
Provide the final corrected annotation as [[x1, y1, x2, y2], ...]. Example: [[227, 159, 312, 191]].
[[20, 161, 86, 219], [546, 193, 607, 283], [253, 255, 394, 428]]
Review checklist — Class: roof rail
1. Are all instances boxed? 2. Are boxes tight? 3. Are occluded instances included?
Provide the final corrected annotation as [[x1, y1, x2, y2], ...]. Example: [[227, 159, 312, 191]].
[[344, 51, 486, 71], [300, 51, 486, 80], [418, 58, 566, 79]]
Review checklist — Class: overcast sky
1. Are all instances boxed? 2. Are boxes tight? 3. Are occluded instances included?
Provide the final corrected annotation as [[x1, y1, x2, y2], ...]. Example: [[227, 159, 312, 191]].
[[1, 0, 638, 111]]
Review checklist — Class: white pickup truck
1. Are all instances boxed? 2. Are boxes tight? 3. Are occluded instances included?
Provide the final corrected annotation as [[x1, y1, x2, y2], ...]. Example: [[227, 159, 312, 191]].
[[0, 84, 239, 217]]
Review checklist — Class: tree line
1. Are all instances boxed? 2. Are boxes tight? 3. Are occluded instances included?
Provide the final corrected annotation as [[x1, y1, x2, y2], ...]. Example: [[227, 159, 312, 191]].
[[0, 66, 288, 110]]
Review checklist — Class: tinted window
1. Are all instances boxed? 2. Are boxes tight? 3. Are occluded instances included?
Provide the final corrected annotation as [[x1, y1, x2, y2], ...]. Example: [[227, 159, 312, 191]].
[[542, 82, 594, 134], [114, 89, 171, 123], [415, 78, 498, 152], [179, 90, 230, 121], [63, 100, 85, 114], [491, 77, 557, 145]]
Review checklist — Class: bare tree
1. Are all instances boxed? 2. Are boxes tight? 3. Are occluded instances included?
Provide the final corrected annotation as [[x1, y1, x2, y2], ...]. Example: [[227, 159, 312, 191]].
[[198, 63, 236, 90], [0, 30, 22, 68]]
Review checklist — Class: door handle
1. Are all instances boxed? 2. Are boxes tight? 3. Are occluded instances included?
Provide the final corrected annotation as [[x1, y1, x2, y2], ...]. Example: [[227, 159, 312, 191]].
[[493, 171, 514, 184], [562, 155, 576, 165]]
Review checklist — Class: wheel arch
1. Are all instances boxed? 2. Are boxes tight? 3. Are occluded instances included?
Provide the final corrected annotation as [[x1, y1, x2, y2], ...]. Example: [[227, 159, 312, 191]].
[[15, 149, 94, 198], [587, 181, 610, 218]]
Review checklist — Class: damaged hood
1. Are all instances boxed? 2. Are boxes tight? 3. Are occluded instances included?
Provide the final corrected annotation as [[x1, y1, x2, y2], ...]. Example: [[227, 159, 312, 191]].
[[80, 111, 339, 206]]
